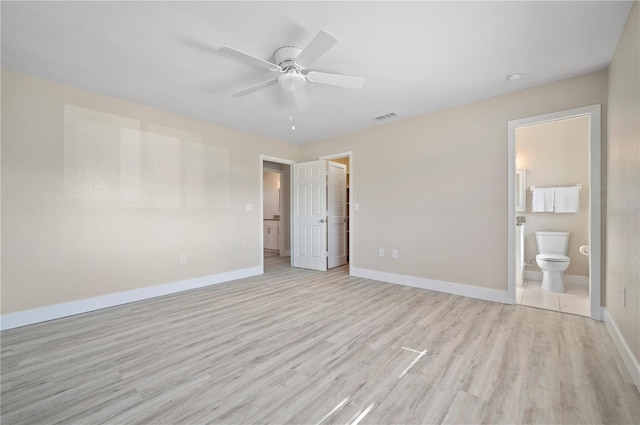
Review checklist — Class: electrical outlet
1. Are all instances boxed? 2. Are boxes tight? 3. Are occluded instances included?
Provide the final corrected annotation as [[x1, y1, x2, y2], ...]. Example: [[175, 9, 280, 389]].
[[378, 248, 384, 257], [392, 249, 398, 259], [622, 287, 626, 306], [180, 254, 186, 264]]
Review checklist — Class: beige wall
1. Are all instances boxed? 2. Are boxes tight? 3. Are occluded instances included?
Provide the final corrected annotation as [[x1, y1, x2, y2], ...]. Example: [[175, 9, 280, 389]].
[[606, 2, 639, 366], [1, 69, 297, 314], [299, 70, 607, 291], [516, 116, 590, 276]]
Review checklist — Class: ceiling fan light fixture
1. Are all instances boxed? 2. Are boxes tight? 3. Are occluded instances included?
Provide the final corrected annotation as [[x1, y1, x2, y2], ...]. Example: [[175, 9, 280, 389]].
[[279, 72, 306, 92]]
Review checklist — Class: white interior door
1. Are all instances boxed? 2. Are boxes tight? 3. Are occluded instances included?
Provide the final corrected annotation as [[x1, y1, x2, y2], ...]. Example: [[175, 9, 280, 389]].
[[327, 161, 347, 269], [292, 160, 327, 271]]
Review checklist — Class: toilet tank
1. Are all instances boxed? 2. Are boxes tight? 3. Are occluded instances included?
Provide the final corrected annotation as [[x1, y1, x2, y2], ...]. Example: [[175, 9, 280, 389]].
[[535, 231, 570, 255]]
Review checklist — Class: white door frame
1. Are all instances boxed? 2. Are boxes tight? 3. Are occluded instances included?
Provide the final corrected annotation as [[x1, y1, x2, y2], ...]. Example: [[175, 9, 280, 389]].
[[260, 155, 295, 270], [320, 152, 353, 275], [507, 105, 602, 321]]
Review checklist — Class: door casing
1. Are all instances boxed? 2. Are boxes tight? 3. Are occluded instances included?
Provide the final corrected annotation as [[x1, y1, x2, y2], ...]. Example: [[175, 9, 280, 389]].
[[507, 105, 602, 320]]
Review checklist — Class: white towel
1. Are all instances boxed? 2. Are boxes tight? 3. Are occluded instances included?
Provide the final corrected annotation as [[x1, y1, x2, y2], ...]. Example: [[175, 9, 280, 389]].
[[531, 188, 554, 212], [554, 186, 580, 213]]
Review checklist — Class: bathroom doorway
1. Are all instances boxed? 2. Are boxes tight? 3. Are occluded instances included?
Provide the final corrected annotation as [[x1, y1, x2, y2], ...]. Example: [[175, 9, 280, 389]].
[[263, 168, 282, 257], [507, 105, 602, 320], [260, 156, 294, 267]]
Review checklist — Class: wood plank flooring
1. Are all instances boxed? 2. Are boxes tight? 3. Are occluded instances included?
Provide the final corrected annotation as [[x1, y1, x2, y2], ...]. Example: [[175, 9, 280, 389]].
[[2, 256, 639, 424]]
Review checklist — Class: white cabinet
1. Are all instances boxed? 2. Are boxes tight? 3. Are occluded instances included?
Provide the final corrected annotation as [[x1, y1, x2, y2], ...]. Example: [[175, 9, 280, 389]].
[[264, 221, 279, 250]]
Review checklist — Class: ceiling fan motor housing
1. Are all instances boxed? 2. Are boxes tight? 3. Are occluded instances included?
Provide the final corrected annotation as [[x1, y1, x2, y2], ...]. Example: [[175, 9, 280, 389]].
[[274, 46, 302, 68]]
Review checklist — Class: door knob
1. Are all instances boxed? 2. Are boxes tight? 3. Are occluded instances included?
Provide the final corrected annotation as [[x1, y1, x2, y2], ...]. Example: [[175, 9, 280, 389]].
[[319, 219, 326, 223]]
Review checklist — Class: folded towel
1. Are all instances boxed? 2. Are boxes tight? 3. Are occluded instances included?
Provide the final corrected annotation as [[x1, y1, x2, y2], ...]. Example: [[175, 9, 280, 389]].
[[555, 186, 580, 213], [531, 188, 554, 212]]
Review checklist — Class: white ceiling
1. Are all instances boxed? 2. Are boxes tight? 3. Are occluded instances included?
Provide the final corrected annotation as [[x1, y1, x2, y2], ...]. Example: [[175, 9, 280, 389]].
[[1, 1, 633, 144]]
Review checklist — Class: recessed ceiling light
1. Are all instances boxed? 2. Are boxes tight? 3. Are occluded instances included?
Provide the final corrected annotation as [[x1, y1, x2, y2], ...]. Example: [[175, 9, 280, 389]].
[[506, 72, 524, 81]]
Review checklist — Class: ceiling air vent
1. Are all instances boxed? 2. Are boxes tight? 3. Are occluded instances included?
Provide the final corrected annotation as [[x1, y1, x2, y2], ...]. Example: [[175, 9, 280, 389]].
[[372, 112, 399, 122]]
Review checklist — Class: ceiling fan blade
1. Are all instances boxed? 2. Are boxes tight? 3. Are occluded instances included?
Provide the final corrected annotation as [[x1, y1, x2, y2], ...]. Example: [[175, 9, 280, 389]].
[[295, 31, 338, 68], [219, 46, 282, 71], [306, 72, 365, 89], [232, 79, 279, 97], [293, 87, 311, 111]]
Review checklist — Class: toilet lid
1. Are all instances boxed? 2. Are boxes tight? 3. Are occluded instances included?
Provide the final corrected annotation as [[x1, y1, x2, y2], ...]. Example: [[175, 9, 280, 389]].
[[536, 254, 570, 262]]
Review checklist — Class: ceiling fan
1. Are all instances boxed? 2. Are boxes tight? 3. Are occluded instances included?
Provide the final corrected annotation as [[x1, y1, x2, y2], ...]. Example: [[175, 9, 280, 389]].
[[218, 30, 365, 110]]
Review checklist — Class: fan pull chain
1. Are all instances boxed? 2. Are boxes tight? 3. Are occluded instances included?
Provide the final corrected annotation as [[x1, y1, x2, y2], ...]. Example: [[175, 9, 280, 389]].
[[289, 79, 296, 130]]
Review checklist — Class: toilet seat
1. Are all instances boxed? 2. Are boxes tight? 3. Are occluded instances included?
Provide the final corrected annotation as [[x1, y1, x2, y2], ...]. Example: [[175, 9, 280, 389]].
[[536, 254, 570, 262]]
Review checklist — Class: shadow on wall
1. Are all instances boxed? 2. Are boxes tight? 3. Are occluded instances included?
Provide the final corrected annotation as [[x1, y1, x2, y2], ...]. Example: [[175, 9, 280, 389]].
[[64, 105, 230, 209]]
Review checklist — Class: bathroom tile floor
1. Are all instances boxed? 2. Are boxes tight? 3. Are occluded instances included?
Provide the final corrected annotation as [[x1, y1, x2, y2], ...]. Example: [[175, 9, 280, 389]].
[[517, 279, 590, 317]]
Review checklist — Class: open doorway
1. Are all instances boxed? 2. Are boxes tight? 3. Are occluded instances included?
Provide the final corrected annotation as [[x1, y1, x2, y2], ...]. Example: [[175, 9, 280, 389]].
[[261, 156, 294, 267], [261, 153, 353, 274], [507, 105, 602, 320], [263, 168, 283, 258]]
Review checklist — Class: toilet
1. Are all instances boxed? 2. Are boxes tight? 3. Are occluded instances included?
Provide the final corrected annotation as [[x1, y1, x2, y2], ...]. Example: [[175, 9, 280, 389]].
[[535, 231, 571, 293]]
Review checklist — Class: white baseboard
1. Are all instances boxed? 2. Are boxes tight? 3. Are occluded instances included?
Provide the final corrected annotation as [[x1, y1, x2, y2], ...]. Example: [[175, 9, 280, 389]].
[[603, 308, 640, 392], [350, 267, 508, 304], [0, 266, 263, 331], [524, 270, 589, 286]]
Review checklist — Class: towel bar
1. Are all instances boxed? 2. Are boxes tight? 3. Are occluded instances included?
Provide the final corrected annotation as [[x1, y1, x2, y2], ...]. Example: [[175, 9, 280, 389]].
[[530, 184, 581, 193]]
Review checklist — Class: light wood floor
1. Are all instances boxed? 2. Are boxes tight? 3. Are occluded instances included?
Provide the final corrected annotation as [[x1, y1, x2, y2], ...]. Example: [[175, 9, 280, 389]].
[[2, 256, 639, 424]]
